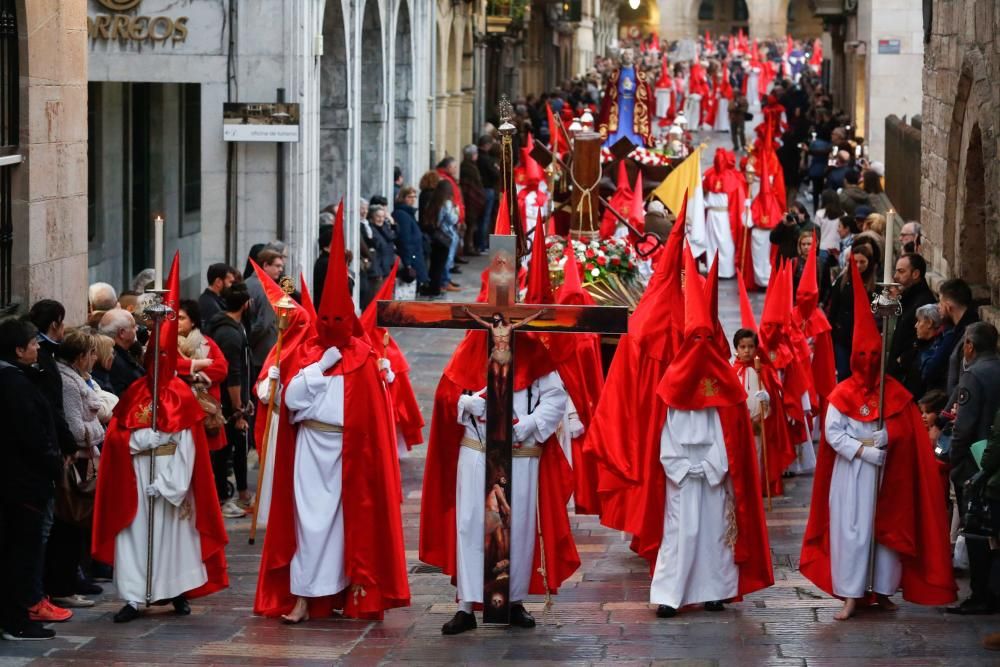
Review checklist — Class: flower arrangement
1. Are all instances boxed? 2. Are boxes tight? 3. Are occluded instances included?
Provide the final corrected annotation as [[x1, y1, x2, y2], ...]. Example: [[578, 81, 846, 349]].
[[545, 236, 647, 311]]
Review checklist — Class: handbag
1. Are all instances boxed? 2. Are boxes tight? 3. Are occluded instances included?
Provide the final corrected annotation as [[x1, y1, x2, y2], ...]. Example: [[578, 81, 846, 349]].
[[962, 471, 996, 540], [195, 386, 226, 436], [54, 456, 97, 526], [430, 226, 452, 249], [399, 264, 418, 283]]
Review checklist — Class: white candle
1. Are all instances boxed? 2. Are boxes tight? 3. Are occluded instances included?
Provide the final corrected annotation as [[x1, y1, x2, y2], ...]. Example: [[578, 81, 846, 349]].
[[882, 212, 893, 284], [154, 215, 164, 291]]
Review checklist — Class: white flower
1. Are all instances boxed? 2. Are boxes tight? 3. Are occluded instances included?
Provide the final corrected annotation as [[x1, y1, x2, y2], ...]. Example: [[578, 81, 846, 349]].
[[590, 268, 600, 277]]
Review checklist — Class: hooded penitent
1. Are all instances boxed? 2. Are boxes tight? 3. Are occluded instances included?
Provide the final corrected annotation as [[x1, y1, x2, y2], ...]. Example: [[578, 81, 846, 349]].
[[253, 208, 409, 621], [418, 252, 581, 596], [750, 123, 784, 233], [800, 255, 956, 606], [703, 148, 748, 273], [92, 252, 229, 599], [600, 161, 634, 239]]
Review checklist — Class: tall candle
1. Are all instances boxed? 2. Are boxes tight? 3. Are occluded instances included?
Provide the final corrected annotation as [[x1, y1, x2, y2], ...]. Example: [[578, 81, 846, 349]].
[[882, 211, 893, 284], [154, 215, 164, 291]]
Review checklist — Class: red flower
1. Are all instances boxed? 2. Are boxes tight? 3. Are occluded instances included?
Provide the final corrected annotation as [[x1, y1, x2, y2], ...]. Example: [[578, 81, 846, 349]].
[[597, 256, 607, 266], [585, 262, 596, 271], [585, 249, 595, 259], [611, 256, 621, 265]]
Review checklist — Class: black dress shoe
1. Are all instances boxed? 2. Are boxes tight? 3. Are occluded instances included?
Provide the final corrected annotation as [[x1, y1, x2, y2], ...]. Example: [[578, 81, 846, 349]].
[[451, 267, 463, 274], [656, 605, 677, 618], [75, 576, 103, 596], [704, 601, 725, 612], [945, 598, 996, 615], [509, 603, 536, 628], [172, 596, 191, 616], [455, 257, 469, 264], [442, 610, 477, 635], [113, 604, 141, 623]]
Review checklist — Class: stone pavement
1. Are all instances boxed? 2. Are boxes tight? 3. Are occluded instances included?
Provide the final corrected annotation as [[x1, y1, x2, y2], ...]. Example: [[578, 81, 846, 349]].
[[2, 162, 993, 667]]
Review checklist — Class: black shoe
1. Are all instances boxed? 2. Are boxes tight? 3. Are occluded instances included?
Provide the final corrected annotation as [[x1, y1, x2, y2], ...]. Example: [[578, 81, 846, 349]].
[[172, 596, 191, 616], [1, 623, 56, 641], [451, 267, 463, 274], [76, 577, 103, 596], [113, 604, 141, 623], [455, 257, 469, 264], [442, 610, 477, 635], [656, 605, 677, 618], [704, 601, 725, 612], [509, 603, 536, 628], [945, 597, 996, 615]]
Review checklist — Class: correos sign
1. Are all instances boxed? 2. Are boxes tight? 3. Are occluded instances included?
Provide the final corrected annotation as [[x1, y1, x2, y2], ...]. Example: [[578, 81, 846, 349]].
[[88, 0, 189, 43]]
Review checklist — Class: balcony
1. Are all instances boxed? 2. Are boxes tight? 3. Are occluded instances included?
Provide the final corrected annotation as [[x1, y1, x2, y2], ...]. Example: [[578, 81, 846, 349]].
[[486, 0, 530, 33]]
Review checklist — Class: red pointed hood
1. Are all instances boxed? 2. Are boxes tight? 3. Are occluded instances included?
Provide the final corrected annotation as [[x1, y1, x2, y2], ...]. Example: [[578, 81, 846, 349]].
[[360, 258, 399, 349], [299, 271, 317, 324], [737, 270, 758, 333], [628, 170, 645, 232], [520, 132, 545, 187], [317, 201, 363, 348], [704, 252, 731, 360], [657, 246, 745, 410], [144, 251, 181, 396], [849, 256, 880, 387], [546, 103, 566, 155], [526, 218, 554, 304], [614, 160, 632, 195], [250, 259, 288, 309], [655, 56, 672, 88], [495, 193, 512, 235], [795, 234, 820, 320], [759, 262, 792, 360], [557, 243, 594, 306]]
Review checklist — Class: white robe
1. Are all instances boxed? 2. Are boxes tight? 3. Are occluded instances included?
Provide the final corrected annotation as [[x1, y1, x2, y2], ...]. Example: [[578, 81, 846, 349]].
[[655, 87, 673, 120], [454, 371, 567, 604], [787, 391, 817, 474], [703, 191, 736, 278], [650, 408, 739, 608], [714, 97, 731, 133], [741, 365, 765, 464], [114, 428, 206, 604], [283, 362, 349, 598], [825, 404, 902, 598], [684, 94, 702, 131], [750, 227, 772, 288], [747, 70, 761, 109]]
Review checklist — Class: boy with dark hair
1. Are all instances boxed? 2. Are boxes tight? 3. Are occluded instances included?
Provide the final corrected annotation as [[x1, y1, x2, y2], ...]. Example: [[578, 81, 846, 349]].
[[199, 263, 237, 325]]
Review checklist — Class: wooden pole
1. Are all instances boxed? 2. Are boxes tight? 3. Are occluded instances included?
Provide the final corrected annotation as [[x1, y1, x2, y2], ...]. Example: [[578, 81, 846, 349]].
[[755, 356, 772, 512]]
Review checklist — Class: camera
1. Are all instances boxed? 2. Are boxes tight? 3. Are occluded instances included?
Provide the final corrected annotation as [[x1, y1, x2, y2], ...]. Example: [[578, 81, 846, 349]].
[[784, 212, 798, 225]]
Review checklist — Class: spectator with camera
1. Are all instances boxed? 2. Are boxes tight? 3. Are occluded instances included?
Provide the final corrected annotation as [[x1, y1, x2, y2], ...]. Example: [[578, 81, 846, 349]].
[[946, 322, 1000, 615]]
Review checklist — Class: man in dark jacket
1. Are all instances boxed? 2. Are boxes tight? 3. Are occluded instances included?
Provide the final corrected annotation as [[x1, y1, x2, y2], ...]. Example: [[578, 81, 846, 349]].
[[838, 169, 870, 219], [946, 322, 1000, 615], [97, 308, 145, 396], [477, 135, 500, 252], [459, 145, 486, 255], [198, 263, 236, 325], [978, 406, 1000, 649], [888, 253, 937, 381], [938, 278, 980, 397], [205, 285, 254, 517], [313, 222, 333, 307], [0, 317, 63, 640]]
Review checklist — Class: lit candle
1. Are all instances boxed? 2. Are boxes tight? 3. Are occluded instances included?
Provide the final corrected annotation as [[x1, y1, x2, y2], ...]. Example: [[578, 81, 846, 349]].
[[882, 211, 893, 284], [154, 215, 164, 291]]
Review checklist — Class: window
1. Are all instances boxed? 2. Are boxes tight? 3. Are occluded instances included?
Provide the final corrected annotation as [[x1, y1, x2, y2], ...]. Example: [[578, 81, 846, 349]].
[[734, 0, 749, 22], [180, 83, 201, 236], [698, 1, 715, 21], [0, 0, 18, 307], [87, 83, 100, 243]]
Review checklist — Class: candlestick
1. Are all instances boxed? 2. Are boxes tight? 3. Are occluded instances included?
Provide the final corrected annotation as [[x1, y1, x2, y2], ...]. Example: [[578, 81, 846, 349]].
[[153, 215, 164, 291], [882, 211, 893, 284]]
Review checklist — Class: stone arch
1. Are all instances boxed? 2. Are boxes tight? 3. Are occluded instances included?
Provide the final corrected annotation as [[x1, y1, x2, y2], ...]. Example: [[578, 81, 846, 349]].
[[360, 0, 387, 201], [320, 0, 350, 208], [957, 122, 987, 287], [393, 0, 414, 183]]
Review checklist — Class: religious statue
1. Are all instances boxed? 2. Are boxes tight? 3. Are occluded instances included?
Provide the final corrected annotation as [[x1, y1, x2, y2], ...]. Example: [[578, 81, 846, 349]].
[[597, 49, 654, 149]]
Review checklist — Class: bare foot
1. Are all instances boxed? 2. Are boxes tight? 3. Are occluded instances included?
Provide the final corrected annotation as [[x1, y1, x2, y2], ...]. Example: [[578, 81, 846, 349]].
[[833, 598, 857, 621], [281, 596, 309, 624], [875, 594, 898, 611]]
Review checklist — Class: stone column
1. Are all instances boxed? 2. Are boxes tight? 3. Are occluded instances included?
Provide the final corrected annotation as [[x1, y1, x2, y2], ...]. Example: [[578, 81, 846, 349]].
[[748, 0, 788, 41], [659, 1, 697, 42], [12, 0, 89, 322]]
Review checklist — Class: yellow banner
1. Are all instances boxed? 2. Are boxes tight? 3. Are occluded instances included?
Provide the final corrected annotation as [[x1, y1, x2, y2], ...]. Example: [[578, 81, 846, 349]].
[[651, 147, 702, 215]]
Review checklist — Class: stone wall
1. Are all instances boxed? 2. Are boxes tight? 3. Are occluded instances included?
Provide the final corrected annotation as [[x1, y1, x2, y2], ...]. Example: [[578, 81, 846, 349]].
[[921, 0, 1000, 326], [11, 0, 89, 323]]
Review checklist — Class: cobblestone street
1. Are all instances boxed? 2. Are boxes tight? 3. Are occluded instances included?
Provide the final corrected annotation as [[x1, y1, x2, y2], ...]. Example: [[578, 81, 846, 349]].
[[1, 242, 992, 666]]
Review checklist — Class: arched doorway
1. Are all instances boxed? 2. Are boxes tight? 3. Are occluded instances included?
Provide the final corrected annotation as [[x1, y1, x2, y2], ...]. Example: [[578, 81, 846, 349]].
[[320, 0, 349, 208], [393, 0, 414, 183], [956, 122, 987, 288], [360, 0, 386, 201], [696, 0, 749, 36]]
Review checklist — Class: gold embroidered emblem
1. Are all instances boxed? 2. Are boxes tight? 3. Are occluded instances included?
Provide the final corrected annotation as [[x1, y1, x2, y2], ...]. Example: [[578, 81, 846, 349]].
[[859, 404, 871, 417], [768, 350, 776, 361], [715, 180, 722, 190], [134, 401, 152, 426], [701, 378, 719, 397]]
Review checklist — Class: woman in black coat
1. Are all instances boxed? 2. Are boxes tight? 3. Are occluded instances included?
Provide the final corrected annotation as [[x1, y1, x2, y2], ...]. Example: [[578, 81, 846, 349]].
[[392, 187, 430, 287]]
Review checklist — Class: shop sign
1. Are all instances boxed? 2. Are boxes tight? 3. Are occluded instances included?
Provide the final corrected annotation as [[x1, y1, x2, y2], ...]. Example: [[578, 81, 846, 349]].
[[88, 0, 189, 43], [223, 103, 301, 143]]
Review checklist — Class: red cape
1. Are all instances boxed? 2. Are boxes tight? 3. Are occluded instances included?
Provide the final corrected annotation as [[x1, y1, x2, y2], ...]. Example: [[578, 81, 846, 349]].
[[92, 376, 228, 599], [799, 396, 957, 605], [419, 368, 581, 596], [177, 336, 230, 451], [734, 359, 798, 497], [253, 337, 410, 619]]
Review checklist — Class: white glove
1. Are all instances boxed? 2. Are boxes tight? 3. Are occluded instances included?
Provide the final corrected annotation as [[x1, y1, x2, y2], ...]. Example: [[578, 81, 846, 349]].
[[267, 365, 280, 381], [379, 358, 391, 372], [567, 414, 585, 439], [458, 394, 486, 418], [872, 429, 888, 450], [859, 446, 886, 467], [687, 463, 706, 479], [319, 346, 342, 371], [754, 390, 770, 404], [384, 368, 396, 384], [513, 415, 537, 443], [145, 484, 161, 498]]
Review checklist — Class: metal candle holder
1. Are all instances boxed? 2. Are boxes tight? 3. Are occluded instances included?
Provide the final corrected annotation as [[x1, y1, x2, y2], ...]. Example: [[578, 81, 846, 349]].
[[141, 288, 175, 607]]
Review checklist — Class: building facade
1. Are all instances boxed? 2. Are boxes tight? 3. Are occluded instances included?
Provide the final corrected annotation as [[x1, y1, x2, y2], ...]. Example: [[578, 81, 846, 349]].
[[658, 0, 822, 42], [86, 0, 435, 299], [921, 0, 999, 324], [1, 0, 88, 321]]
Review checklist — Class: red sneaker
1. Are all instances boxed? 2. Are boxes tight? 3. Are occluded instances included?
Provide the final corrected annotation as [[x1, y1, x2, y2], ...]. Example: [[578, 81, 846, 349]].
[[28, 598, 73, 623]]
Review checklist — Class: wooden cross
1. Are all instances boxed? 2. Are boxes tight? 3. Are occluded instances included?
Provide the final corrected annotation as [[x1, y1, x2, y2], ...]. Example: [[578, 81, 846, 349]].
[[377, 235, 628, 624]]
